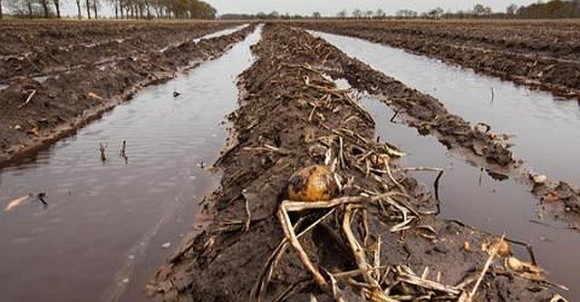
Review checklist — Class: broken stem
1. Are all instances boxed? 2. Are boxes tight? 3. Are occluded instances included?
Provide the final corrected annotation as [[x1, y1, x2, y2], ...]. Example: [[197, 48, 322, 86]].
[[18, 89, 37, 109], [469, 235, 505, 299]]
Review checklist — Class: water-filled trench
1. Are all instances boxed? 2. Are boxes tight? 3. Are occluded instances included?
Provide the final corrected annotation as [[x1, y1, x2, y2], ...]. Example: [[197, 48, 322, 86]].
[[311, 31, 580, 185], [0, 26, 262, 302]]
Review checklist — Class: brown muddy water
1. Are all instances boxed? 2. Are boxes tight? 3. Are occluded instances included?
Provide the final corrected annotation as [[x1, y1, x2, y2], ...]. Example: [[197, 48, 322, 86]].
[[311, 31, 580, 186], [0, 26, 262, 302]]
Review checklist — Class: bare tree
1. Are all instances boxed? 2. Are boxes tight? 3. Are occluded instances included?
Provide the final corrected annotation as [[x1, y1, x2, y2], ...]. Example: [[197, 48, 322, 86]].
[[92, 0, 98, 19], [396, 9, 417, 18], [0, 0, 3, 19], [9, 0, 48, 18], [39, 0, 49, 17], [85, 0, 91, 18], [312, 11, 321, 19], [364, 9, 373, 19], [426, 7, 444, 18], [26, 0, 32, 17], [336, 10, 347, 18], [52, 0, 60, 18], [473, 4, 492, 16], [108, 0, 118, 18], [375, 8, 385, 19], [352, 8, 362, 19], [506, 4, 518, 14], [74, 0, 81, 18]]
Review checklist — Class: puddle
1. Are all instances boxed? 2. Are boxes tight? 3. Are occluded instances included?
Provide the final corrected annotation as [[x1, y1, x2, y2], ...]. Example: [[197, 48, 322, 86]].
[[357, 91, 579, 299], [0, 84, 7, 91], [33, 75, 57, 83], [193, 24, 249, 43], [159, 24, 249, 53], [0, 26, 263, 302], [311, 31, 580, 185]]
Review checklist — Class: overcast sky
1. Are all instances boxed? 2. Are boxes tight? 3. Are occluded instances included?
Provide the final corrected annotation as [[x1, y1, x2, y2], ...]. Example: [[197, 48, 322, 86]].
[[205, 0, 536, 16], [54, 0, 538, 18]]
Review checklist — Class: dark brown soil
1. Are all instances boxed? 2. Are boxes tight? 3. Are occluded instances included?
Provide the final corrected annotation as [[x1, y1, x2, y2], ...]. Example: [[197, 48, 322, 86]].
[[0, 22, 255, 167], [0, 20, 238, 82], [147, 24, 563, 302], [294, 20, 580, 100]]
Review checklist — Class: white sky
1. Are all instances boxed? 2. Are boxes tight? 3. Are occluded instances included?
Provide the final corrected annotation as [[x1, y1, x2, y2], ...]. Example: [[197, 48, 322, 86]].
[[205, 0, 536, 16], [53, 0, 538, 18]]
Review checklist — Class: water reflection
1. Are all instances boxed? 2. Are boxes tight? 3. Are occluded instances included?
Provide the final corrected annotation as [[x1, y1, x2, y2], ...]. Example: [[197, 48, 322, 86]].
[[361, 93, 578, 299], [311, 31, 580, 185], [0, 26, 262, 302]]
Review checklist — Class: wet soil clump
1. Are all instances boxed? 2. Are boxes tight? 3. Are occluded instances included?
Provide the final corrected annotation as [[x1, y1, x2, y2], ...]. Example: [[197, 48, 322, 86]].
[[148, 25, 563, 301]]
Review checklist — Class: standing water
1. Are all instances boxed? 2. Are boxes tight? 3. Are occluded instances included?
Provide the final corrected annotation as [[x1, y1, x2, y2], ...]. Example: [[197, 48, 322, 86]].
[[192, 24, 249, 43], [311, 31, 580, 185], [0, 26, 262, 302], [333, 78, 577, 297], [359, 95, 579, 299]]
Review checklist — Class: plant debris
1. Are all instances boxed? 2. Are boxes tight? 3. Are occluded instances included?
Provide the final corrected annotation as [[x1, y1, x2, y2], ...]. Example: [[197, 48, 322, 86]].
[[147, 24, 564, 302]]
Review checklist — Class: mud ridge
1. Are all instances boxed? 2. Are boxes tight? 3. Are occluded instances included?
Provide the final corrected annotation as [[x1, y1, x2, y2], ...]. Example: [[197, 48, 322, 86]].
[[0, 24, 256, 167], [0, 21, 240, 82], [148, 24, 563, 302]]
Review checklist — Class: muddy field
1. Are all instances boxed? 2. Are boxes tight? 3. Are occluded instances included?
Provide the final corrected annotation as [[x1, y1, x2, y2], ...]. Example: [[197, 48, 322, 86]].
[[0, 20, 239, 81], [295, 20, 580, 99], [147, 24, 568, 301], [1, 19, 578, 301], [0, 20, 251, 166]]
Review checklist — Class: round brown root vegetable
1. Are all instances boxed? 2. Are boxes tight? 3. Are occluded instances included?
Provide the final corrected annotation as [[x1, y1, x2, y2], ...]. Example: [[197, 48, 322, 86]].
[[287, 165, 337, 202]]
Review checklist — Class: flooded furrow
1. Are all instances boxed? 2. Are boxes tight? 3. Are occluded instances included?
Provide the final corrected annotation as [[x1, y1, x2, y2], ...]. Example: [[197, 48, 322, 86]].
[[192, 24, 249, 43], [310, 31, 580, 185], [158, 24, 247, 53], [358, 93, 578, 298], [0, 26, 262, 302]]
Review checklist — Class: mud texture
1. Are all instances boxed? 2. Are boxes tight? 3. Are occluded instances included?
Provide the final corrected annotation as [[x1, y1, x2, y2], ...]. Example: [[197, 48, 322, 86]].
[[148, 24, 562, 302], [0, 20, 237, 81], [295, 20, 580, 100], [0, 23, 254, 167]]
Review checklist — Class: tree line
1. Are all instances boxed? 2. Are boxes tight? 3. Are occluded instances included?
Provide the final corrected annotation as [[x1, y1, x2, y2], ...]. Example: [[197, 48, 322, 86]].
[[0, 0, 216, 19], [516, 0, 580, 18], [396, 1, 580, 19], [2, 0, 579, 20], [221, 1, 580, 21]]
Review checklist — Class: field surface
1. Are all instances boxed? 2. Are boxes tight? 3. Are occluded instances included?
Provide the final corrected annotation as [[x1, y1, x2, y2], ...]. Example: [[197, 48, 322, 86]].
[[0, 20, 578, 302]]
